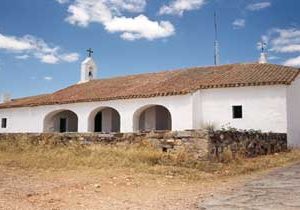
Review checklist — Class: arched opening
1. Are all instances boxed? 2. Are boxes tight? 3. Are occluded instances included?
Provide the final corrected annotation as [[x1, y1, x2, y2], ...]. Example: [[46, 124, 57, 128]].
[[43, 110, 78, 133], [88, 107, 120, 132], [88, 71, 93, 79], [133, 105, 172, 132]]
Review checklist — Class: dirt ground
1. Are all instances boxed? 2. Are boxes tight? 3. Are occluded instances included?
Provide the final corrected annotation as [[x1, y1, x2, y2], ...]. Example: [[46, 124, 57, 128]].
[[0, 165, 255, 210], [1, 142, 299, 210]]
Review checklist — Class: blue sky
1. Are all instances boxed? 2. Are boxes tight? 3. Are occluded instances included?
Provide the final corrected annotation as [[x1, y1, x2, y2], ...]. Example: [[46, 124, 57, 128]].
[[0, 0, 299, 98]]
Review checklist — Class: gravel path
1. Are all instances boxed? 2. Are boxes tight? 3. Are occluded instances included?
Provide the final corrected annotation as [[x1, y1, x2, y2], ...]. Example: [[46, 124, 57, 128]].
[[199, 163, 300, 210]]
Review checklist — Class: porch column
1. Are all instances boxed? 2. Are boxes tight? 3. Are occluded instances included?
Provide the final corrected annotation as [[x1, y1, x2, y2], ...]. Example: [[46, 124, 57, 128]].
[[77, 113, 89, 132], [120, 110, 134, 133]]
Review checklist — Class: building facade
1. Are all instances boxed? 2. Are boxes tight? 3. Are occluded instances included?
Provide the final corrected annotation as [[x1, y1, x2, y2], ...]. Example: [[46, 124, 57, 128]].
[[0, 57, 300, 145]]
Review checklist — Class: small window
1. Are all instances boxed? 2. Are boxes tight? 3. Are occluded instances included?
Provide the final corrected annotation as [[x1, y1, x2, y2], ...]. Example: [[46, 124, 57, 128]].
[[232, 106, 243, 119], [1, 118, 7, 128]]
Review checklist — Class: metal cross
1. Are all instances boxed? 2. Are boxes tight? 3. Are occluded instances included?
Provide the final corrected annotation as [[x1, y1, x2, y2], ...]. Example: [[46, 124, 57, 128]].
[[261, 42, 267, 53], [87, 48, 94, 57]]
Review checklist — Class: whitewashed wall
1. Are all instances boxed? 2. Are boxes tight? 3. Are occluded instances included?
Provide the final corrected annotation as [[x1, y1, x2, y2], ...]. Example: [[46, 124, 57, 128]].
[[287, 76, 300, 146], [0, 94, 193, 133], [200, 86, 288, 133], [192, 90, 202, 129]]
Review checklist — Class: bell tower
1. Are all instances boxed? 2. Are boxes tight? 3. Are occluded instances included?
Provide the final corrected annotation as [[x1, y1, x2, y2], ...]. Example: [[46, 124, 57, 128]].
[[79, 48, 97, 83]]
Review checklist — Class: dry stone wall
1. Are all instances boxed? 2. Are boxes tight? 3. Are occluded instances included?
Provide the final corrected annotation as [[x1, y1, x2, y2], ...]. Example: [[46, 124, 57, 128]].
[[0, 129, 288, 161], [0, 130, 209, 160], [208, 130, 287, 161]]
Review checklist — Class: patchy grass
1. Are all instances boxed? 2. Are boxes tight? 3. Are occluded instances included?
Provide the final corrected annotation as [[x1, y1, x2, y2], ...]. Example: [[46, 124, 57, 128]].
[[0, 139, 299, 180]]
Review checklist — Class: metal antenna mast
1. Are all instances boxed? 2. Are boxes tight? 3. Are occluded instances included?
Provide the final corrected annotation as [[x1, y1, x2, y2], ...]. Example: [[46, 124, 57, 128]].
[[214, 12, 220, 66]]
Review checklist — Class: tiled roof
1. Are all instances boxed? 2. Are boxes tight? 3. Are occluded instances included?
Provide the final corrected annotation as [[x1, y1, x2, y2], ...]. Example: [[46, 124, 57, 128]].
[[0, 63, 299, 109]]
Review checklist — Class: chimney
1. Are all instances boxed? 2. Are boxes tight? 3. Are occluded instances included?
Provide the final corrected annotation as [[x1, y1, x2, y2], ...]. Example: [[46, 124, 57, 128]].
[[259, 52, 268, 64], [1, 93, 11, 103]]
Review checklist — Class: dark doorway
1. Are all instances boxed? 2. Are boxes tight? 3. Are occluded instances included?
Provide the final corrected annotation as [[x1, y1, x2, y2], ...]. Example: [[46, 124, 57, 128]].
[[94, 112, 102, 132], [59, 118, 67, 133]]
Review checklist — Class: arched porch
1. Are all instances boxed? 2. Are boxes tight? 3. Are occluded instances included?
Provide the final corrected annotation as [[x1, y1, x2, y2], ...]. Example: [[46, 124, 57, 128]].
[[133, 105, 172, 131], [43, 109, 78, 132], [88, 107, 121, 132]]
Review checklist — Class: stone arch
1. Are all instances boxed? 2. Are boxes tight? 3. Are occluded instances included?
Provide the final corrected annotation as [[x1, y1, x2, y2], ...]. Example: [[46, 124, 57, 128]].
[[43, 109, 78, 133], [88, 107, 121, 132], [133, 105, 172, 132]]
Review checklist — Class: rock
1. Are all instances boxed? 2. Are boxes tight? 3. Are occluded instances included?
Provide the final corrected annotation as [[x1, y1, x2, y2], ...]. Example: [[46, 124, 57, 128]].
[[97, 133, 115, 138], [94, 184, 101, 188], [166, 139, 175, 143], [176, 131, 192, 138]]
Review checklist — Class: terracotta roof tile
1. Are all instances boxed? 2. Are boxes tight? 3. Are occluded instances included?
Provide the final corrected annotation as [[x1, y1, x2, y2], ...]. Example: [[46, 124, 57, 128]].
[[0, 63, 299, 109]]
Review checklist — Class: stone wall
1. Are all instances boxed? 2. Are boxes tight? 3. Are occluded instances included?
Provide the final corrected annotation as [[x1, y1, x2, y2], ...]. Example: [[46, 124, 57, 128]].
[[0, 129, 288, 161], [0, 130, 209, 160], [208, 130, 288, 161]]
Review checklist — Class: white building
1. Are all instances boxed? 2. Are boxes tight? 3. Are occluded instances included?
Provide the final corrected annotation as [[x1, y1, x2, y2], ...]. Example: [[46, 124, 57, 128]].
[[0, 55, 300, 145]]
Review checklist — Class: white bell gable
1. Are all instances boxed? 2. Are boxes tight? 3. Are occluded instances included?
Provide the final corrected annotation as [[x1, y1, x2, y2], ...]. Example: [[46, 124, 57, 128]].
[[79, 57, 97, 83]]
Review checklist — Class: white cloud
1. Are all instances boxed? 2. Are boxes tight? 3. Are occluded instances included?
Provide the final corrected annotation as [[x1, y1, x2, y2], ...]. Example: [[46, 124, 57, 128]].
[[66, 3, 97, 27], [283, 56, 300, 67], [268, 28, 300, 53], [15, 54, 30, 60], [105, 15, 175, 41], [275, 45, 300, 53], [261, 35, 269, 44], [60, 53, 80, 62], [106, 0, 147, 13], [0, 33, 79, 64], [44, 76, 53, 81], [0, 34, 34, 51], [247, 2, 271, 11], [56, 0, 69, 4], [268, 55, 280, 60], [232, 19, 245, 29], [159, 0, 206, 16], [65, 0, 175, 40], [40, 54, 60, 64]]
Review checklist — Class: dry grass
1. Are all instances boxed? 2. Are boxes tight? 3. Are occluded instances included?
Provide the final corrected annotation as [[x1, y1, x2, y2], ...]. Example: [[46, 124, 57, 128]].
[[0, 139, 300, 180]]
